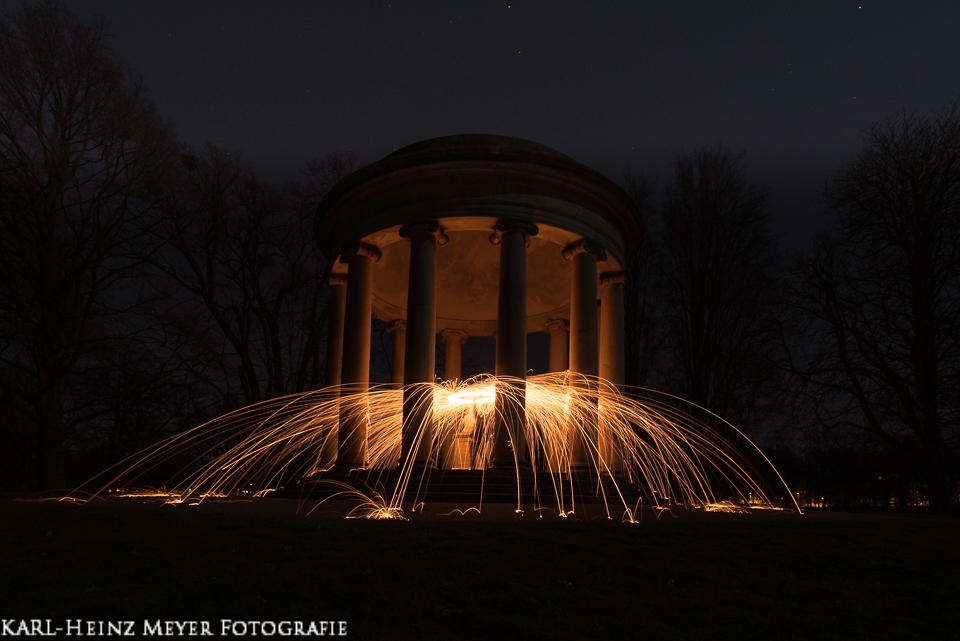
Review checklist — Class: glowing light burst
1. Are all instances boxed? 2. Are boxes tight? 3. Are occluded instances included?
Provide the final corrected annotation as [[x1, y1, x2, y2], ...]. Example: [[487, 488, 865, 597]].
[[64, 372, 800, 518], [442, 383, 496, 407]]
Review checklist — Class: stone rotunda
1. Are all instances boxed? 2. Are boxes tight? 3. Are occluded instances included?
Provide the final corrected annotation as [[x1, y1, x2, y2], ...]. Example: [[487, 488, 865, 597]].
[[315, 134, 642, 473]]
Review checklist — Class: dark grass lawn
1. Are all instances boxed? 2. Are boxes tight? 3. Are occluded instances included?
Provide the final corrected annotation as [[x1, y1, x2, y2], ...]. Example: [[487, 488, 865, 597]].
[[1, 496, 958, 640]]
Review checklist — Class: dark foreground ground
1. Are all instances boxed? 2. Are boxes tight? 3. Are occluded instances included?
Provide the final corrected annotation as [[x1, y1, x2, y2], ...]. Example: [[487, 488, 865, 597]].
[[1, 495, 958, 640]]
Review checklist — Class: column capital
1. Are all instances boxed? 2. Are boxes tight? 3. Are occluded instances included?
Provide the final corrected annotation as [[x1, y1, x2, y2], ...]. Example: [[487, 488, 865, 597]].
[[562, 238, 607, 262], [600, 270, 626, 287], [386, 319, 406, 333], [340, 242, 382, 264], [399, 221, 449, 245], [542, 318, 569, 333], [329, 273, 349, 287], [441, 328, 469, 345], [489, 220, 538, 245]]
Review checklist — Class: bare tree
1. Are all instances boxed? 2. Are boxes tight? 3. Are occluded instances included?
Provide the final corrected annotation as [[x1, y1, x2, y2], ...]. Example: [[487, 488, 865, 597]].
[[302, 150, 358, 200], [149, 145, 333, 409], [783, 104, 960, 512], [621, 171, 660, 389], [657, 146, 781, 437], [77, 336, 219, 455], [0, 1, 175, 489]]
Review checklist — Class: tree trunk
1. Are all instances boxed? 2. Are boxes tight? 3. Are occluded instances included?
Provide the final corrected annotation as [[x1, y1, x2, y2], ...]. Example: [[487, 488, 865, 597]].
[[923, 448, 953, 514], [35, 380, 65, 490]]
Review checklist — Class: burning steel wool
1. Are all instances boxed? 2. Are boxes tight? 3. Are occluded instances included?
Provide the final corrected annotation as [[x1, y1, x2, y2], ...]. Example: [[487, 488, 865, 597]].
[[64, 372, 799, 519]]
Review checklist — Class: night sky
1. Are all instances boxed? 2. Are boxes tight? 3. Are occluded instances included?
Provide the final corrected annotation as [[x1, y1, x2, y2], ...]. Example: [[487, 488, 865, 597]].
[[26, 1, 960, 246]]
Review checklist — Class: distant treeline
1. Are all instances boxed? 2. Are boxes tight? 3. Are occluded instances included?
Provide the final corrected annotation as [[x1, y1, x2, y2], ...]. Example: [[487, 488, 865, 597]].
[[0, 3, 957, 512]]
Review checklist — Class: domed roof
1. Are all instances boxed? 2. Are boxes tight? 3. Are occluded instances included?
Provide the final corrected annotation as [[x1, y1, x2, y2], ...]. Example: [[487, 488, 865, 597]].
[[316, 134, 643, 272], [386, 134, 573, 161]]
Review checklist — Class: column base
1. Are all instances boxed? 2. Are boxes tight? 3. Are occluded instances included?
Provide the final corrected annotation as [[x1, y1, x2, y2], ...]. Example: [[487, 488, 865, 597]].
[[395, 460, 438, 477], [489, 458, 531, 470]]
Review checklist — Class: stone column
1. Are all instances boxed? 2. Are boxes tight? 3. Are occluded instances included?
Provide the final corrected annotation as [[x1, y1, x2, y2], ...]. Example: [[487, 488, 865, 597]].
[[491, 221, 538, 469], [337, 243, 381, 469], [321, 273, 348, 469], [386, 320, 407, 388], [543, 319, 570, 373], [385, 319, 406, 469], [599, 270, 626, 474], [541, 318, 569, 473], [442, 329, 468, 382], [439, 329, 469, 469], [399, 222, 446, 468], [563, 239, 606, 471]]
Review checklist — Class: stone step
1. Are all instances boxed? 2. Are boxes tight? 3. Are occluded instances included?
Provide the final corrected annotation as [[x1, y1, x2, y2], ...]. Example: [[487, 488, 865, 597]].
[[273, 469, 645, 504]]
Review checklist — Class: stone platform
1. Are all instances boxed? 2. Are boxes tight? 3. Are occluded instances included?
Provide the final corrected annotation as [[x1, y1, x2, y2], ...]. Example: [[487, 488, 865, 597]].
[[273, 468, 645, 506]]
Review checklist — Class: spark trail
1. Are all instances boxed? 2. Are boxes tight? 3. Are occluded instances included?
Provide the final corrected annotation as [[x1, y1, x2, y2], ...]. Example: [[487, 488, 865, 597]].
[[64, 372, 800, 519]]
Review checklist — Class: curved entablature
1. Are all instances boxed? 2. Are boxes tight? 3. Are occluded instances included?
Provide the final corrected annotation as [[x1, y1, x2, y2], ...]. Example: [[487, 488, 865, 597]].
[[328, 219, 623, 336], [315, 134, 643, 269]]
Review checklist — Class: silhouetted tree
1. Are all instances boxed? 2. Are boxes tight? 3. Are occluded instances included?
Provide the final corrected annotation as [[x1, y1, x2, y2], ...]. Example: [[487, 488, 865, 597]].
[[148, 146, 333, 409], [657, 146, 781, 437], [302, 150, 358, 200], [782, 104, 960, 512], [65, 337, 219, 475], [621, 171, 660, 389], [0, 1, 175, 489]]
